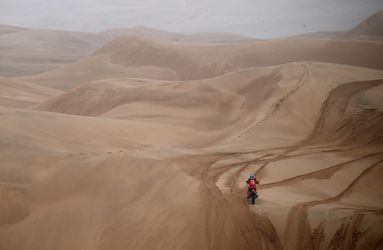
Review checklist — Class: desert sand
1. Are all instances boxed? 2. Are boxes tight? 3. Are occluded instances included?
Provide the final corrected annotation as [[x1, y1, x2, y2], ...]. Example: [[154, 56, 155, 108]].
[[0, 10, 383, 250]]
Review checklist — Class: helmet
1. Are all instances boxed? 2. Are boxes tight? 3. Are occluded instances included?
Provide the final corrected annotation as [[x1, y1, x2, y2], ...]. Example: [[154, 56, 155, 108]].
[[249, 174, 255, 179]]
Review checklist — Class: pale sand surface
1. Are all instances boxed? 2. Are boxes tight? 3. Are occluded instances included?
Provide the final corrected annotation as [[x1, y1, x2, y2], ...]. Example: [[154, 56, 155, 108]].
[[1, 11, 383, 250]]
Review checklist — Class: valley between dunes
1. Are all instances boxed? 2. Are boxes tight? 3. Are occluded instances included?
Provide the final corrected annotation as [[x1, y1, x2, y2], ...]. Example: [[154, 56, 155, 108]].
[[1, 11, 383, 250]]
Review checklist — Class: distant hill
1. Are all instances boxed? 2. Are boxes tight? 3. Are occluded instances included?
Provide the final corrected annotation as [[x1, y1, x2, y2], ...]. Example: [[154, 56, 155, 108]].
[[0, 27, 109, 77], [20, 34, 383, 91], [0, 24, 27, 35], [0, 25, 256, 77], [101, 26, 257, 43], [1, 10, 382, 78], [345, 10, 383, 39], [288, 10, 383, 41], [93, 35, 383, 80]]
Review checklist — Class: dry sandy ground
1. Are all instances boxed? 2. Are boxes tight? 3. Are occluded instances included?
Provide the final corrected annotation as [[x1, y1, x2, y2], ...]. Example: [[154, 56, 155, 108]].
[[1, 11, 383, 250]]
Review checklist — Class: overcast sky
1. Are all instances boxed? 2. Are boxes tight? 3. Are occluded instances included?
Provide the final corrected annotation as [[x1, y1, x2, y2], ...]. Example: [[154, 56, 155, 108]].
[[0, 0, 382, 38]]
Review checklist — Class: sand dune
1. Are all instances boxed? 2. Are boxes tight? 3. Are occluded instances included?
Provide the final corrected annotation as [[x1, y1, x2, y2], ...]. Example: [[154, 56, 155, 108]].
[[295, 10, 383, 41], [2, 11, 381, 79], [345, 10, 383, 40], [17, 54, 179, 90], [0, 77, 61, 108], [0, 27, 110, 77], [1, 62, 380, 249], [35, 62, 383, 147], [93, 36, 383, 82], [0, 24, 27, 35], [0, 25, 255, 77], [102, 26, 255, 43], [19, 35, 383, 91], [1, 10, 383, 250]]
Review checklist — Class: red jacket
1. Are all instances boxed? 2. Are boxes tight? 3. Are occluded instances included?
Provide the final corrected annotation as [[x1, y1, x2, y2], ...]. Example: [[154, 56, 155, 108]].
[[247, 179, 258, 190]]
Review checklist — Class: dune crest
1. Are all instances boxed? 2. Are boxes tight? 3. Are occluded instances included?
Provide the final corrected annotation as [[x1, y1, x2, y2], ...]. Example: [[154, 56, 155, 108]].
[[345, 10, 383, 39]]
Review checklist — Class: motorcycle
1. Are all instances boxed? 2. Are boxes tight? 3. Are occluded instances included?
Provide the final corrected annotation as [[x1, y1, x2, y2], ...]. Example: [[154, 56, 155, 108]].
[[248, 189, 258, 205]]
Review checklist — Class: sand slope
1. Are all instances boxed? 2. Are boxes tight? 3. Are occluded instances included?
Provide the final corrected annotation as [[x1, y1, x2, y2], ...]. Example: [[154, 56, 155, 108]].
[[0, 77, 61, 108], [296, 10, 383, 41], [0, 24, 27, 35], [17, 54, 179, 90], [345, 10, 383, 39], [35, 62, 383, 147], [2, 62, 383, 250]]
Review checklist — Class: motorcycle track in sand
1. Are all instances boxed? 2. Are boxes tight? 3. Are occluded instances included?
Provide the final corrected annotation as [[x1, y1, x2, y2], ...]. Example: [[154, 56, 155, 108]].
[[176, 153, 283, 250], [175, 78, 383, 249], [283, 159, 383, 250]]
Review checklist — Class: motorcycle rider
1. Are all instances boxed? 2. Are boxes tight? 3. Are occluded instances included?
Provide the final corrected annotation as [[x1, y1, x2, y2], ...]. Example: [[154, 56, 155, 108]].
[[246, 174, 259, 198]]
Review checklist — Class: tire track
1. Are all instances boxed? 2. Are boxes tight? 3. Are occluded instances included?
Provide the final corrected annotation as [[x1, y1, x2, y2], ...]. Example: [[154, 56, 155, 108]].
[[175, 77, 383, 249], [283, 159, 383, 250], [234, 63, 309, 141], [306, 79, 383, 144], [259, 152, 383, 189], [176, 152, 282, 250]]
